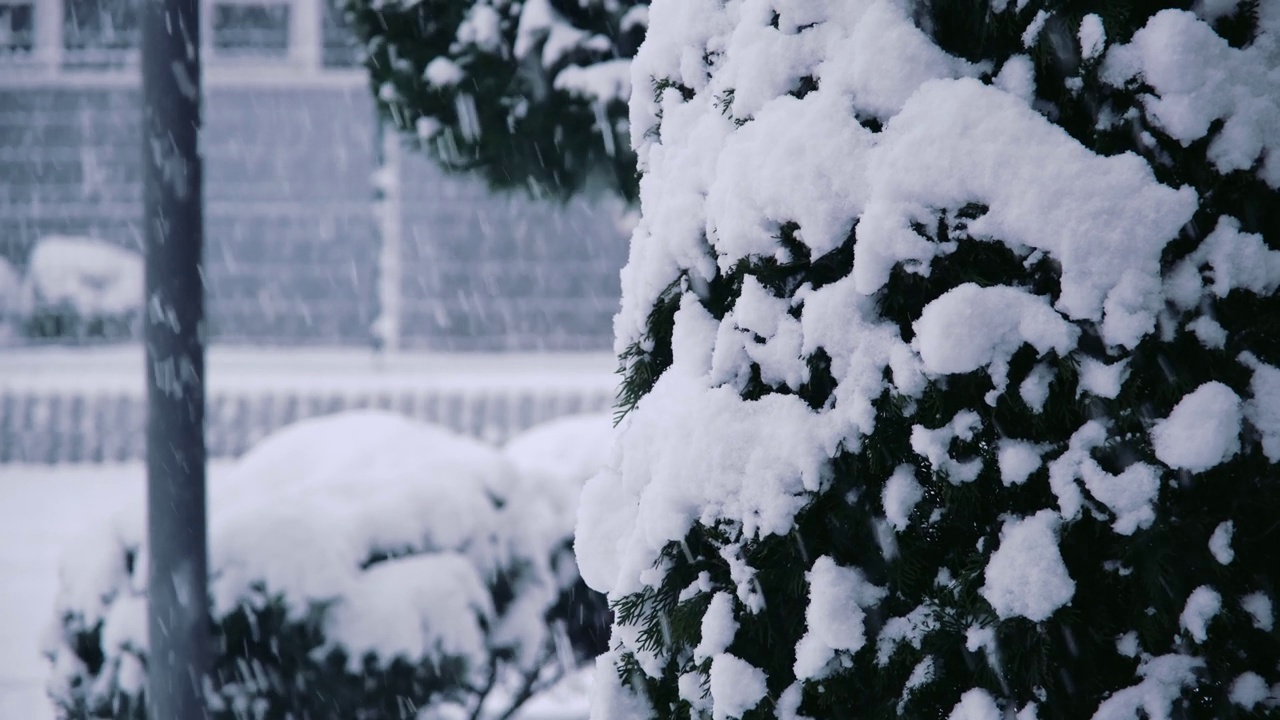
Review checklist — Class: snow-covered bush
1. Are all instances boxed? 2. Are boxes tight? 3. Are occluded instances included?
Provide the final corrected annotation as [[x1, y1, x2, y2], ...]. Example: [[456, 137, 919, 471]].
[[45, 411, 608, 719], [345, 0, 648, 201], [21, 236, 143, 341], [503, 412, 617, 659], [578, 2, 1280, 720]]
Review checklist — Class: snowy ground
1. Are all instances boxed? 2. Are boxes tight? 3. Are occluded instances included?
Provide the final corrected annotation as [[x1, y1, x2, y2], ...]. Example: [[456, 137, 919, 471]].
[[0, 462, 164, 719]]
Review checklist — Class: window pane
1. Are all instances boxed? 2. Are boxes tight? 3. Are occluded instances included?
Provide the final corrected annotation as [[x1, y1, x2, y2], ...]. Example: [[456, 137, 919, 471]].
[[63, 0, 140, 69], [213, 3, 290, 58], [322, 1, 360, 68], [0, 4, 35, 56]]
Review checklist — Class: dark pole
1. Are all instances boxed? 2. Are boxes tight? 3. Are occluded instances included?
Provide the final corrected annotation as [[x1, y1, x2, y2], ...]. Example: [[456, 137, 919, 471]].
[[142, 0, 209, 718]]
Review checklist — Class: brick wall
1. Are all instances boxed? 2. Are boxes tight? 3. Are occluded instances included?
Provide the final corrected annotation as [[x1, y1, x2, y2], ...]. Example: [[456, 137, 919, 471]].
[[0, 81, 628, 350]]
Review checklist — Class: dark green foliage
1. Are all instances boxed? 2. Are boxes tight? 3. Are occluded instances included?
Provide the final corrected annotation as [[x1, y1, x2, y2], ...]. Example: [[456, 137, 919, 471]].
[[604, 1, 1280, 719], [344, 0, 647, 202], [22, 302, 139, 342], [48, 564, 608, 720]]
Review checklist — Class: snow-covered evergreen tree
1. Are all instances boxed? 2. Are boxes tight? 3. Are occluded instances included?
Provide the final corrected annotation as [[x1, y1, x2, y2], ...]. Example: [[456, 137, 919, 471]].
[[576, 2, 1280, 719], [345, 0, 649, 200]]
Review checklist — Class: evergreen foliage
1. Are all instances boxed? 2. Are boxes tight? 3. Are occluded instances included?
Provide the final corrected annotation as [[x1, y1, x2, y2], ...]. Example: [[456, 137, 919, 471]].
[[582, 2, 1280, 719], [343, 0, 648, 201]]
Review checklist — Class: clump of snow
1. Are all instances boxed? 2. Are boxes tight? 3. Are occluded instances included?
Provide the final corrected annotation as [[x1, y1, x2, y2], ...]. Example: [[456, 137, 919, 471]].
[[1103, 11, 1280, 187], [1092, 654, 1204, 720], [719, 542, 765, 614], [1021, 11, 1050, 47], [425, 57, 465, 87], [980, 511, 1075, 622], [693, 592, 738, 663], [1208, 521, 1234, 565], [897, 657, 936, 713], [1045, 421, 1162, 534], [1079, 14, 1106, 62], [556, 60, 633, 102], [589, 650, 653, 720], [1166, 217, 1280, 309], [21, 236, 143, 320], [326, 553, 492, 670], [1186, 315, 1227, 349], [1241, 592, 1274, 632], [793, 556, 886, 680], [948, 688, 1001, 720], [1078, 357, 1128, 399], [678, 671, 711, 714], [1179, 586, 1222, 643], [515, 0, 588, 67], [1150, 381, 1242, 472], [913, 284, 1078, 404], [1241, 354, 1280, 463], [1019, 363, 1054, 413], [209, 411, 515, 615], [858, 79, 1196, 349], [815, 1, 979, 122], [1228, 672, 1270, 710], [994, 54, 1036, 104], [1079, 460, 1161, 536], [883, 465, 924, 531], [875, 605, 938, 666], [456, 4, 503, 53], [965, 625, 995, 655], [576, 364, 833, 597], [911, 410, 983, 484], [707, 654, 767, 720], [997, 440, 1045, 486], [1116, 631, 1140, 658]]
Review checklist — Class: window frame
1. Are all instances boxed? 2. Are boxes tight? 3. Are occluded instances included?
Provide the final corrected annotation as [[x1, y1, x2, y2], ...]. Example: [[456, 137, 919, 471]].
[[0, 0, 363, 86]]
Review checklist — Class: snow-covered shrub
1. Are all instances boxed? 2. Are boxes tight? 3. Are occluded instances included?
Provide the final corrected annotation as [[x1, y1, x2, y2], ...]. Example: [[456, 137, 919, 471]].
[[345, 0, 648, 201], [45, 411, 605, 719], [578, 2, 1280, 720], [503, 413, 617, 658], [21, 236, 143, 341]]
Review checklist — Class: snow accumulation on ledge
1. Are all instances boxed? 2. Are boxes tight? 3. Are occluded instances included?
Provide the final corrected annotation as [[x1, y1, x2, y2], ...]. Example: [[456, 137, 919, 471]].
[[578, 1, 1280, 719]]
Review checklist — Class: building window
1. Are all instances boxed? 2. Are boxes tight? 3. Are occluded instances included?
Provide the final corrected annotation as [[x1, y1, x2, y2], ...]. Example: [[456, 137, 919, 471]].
[[63, 0, 139, 69], [0, 0, 366, 75], [212, 1, 290, 58], [321, 1, 359, 68], [0, 1, 35, 56]]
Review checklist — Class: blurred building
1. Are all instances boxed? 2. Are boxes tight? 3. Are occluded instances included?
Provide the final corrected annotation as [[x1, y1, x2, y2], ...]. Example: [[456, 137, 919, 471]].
[[0, 0, 629, 351]]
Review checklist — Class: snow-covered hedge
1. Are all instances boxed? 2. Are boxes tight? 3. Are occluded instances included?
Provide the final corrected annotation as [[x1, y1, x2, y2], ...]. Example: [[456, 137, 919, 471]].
[[20, 236, 143, 341], [579, 1, 1280, 719], [45, 410, 613, 719], [345, 0, 648, 201], [503, 412, 617, 658]]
